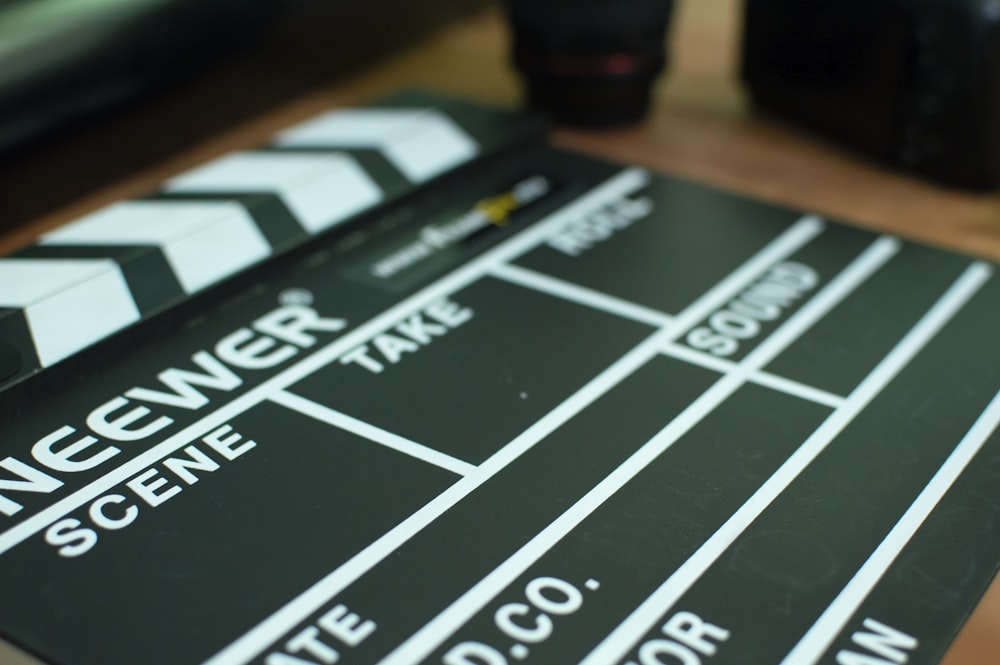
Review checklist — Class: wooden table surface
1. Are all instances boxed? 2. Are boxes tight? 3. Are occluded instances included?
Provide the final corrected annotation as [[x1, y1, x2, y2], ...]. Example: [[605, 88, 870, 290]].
[[2, 1, 997, 662]]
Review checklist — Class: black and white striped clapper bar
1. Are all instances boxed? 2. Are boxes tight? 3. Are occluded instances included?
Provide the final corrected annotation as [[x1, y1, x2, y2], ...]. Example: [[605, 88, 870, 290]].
[[0, 92, 539, 388]]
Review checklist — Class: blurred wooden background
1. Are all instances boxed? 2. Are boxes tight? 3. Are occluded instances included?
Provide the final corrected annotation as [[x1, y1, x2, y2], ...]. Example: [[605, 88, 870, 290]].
[[0, 1, 997, 662]]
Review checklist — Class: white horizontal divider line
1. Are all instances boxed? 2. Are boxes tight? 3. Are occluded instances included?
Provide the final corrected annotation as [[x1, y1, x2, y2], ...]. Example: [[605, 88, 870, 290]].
[[376, 235, 897, 665], [209, 200, 831, 665], [581, 259, 992, 665], [658, 342, 737, 373], [269, 390, 476, 477], [0, 167, 651, 559], [659, 343, 845, 409], [489, 262, 674, 328], [749, 371, 845, 409], [780, 398, 1000, 663]]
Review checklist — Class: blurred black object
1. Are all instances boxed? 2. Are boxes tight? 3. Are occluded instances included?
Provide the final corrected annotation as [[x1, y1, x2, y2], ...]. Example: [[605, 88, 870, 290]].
[[504, 0, 675, 126], [743, 0, 1000, 190], [0, 0, 484, 232], [0, 0, 276, 154]]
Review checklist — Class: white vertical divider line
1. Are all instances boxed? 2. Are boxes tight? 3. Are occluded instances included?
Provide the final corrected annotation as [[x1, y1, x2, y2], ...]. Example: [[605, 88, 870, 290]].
[[780, 387, 1000, 665], [269, 390, 477, 477], [489, 262, 675, 328], [581, 260, 992, 665], [375, 235, 897, 665], [206, 196, 830, 665]]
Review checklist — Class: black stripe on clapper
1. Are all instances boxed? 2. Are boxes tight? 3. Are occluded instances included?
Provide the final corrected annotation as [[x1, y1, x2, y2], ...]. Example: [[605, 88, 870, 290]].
[[0, 308, 40, 389], [15, 245, 184, 316], [146, 191, 306, 252]]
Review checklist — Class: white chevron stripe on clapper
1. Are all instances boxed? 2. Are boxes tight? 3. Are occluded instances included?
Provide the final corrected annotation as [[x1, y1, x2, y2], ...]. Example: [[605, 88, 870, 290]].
[[41, 200, 271, 294], [274, 108, 479, 183], [165, 152, 383, 234], [0, 258, 140, 367]]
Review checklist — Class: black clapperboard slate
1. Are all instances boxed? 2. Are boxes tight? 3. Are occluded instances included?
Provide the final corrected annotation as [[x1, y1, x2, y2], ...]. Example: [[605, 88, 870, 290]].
[[0, 91, 997, 665]]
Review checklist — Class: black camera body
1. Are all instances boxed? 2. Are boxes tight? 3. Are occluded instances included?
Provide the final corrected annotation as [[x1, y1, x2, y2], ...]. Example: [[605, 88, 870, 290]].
[[743, 0, 1000, 189]]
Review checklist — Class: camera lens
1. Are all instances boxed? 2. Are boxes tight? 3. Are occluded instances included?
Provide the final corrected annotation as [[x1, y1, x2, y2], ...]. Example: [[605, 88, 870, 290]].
[[503, 0, 675, 126]]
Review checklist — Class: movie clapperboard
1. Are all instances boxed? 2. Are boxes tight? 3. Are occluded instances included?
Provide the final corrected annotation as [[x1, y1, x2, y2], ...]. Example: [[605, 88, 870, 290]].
[[0, 91, 997, 665]]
